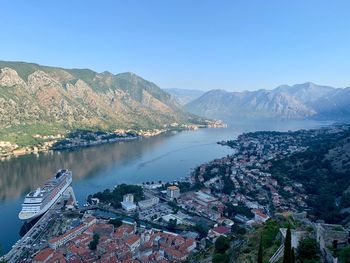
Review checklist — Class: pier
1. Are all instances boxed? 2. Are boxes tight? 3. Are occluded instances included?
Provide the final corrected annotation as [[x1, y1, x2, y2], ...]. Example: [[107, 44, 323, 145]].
[[4, 186, 77, 263]]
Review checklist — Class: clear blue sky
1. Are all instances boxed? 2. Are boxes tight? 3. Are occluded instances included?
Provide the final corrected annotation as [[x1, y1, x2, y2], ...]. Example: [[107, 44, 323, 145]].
[[1, 0, 350, 91]]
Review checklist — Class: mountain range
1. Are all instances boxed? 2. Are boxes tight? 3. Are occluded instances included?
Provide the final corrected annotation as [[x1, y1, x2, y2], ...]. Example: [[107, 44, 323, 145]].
[[0, 60, 208, 145], [165, 88, 205, 105], [1, 59, 349, 146], [183, 82, 350, 122]]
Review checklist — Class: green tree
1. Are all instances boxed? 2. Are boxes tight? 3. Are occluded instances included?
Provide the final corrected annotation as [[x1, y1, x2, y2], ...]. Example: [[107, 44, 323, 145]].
[[108, 218, 122, 228], [338, 246, 350, 263], [283, 227, 292, 263], [258, 234, 263, 263], [177, 182, 192, 193], [167, 218, 177, 230], [222, 175, 235, 194], [231, 224, 246, 235], [215, 236, 230, 254], [92, 184, 144, 209], [332, 239, 338, 257], [194, 223, 209, 239], [297, 237, 319, 262], [89, 234, 100, 250], [291, 248, 295, 263], [340, 193, 350, 208], [167, 201, 179, 213], [212, 253, 229, 263]]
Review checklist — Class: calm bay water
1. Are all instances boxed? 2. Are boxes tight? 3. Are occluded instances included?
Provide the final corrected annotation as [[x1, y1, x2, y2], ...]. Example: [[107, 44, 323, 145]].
[[0, 120, 331, 253]]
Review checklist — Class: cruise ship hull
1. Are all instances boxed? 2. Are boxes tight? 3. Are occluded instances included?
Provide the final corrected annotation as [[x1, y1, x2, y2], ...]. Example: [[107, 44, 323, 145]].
[[19, 170, 72, 221], [18, 182, 69, 220], [19, 210, 44, 221]]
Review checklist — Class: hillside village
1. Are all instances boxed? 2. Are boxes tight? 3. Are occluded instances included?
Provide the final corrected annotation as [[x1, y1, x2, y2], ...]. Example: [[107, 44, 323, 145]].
[[11, 124, 350, 263], [3, 2, 350, 262]]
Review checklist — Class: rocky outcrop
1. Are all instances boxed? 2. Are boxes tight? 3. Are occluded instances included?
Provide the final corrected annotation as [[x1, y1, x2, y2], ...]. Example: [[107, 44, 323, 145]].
[[0, 67, 26, 87], [27, 70, 63, 92], [0, 60, 203, 131]]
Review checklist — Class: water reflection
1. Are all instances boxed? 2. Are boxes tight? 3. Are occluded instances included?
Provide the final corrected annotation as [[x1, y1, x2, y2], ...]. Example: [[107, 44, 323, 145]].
[[0, 120, 333, 253], [0, 134, 171, 202]]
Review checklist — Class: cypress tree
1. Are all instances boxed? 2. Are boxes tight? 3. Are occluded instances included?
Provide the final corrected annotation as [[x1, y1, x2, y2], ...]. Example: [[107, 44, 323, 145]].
[[283, 227, 292, 263], [291, 248, 295, 263], [258, 234, 263, 263]]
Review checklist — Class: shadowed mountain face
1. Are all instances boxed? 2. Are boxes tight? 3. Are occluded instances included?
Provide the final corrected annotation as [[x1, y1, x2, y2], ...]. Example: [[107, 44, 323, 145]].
[[165, 88, 205, 105], [185, 82, 350, 122], [0, 61, 206, 136]]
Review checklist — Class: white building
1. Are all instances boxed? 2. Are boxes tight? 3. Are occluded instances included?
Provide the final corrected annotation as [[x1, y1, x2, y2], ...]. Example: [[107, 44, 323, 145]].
[[138, 197, 159, 210], [48, 224, 86, 249], [167, 185, 180, 200], [162, 214, 183, 224], [121, 193, 136, 212], [252, 209, 270, 223], [121, 201, 137, 212], [126, 235, 141, 252], [194, 191, 217, 207], [48, 217, 97, 249], [144, 183, 163, 190], [123, 193, 134, 203]]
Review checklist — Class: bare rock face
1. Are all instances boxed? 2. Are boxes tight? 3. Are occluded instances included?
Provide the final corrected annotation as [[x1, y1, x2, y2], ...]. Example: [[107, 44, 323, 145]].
[[185, 82, 350, 121], [0, 60, 194, 131], [66, 79, 92, 98], [27, 70, 62, 92], [0, 67, 26, 87]]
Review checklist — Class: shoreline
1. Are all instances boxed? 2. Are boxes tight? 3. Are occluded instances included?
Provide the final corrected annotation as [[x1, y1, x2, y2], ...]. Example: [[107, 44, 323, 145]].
[[0, 123, 227, 160], [2, 122, 346, 260]]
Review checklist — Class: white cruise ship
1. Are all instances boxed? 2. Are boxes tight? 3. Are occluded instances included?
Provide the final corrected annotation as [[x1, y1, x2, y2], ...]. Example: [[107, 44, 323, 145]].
[[19, 169, 72, 221]]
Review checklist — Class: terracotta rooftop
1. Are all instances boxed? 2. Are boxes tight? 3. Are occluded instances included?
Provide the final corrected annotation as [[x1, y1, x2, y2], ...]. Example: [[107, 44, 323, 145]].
[[49, 251, 66, 263], [67, 255, 83, 263], [126, 235, 140, 246], [167, 185, 179, 190], [165, 246, 185, 259], [212, 226, 231, 235], [32, 247, 54, 261], [253, 209, 269, 219], [49, 224, 85, 244]]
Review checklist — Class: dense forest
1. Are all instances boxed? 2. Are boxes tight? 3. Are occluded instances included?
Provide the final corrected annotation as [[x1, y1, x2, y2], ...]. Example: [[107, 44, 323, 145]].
[[89, 184, 144, 208]]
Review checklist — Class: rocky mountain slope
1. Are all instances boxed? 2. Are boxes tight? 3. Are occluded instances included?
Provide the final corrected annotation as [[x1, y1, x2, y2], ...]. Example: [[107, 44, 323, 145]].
[[165, 88, 205, 105], [0, 60, 207, 144], [185, 82, 350, 122]]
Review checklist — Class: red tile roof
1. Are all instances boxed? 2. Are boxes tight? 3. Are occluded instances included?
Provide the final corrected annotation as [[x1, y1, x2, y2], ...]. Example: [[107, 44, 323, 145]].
[[212, 226, 231, 235], [49, 224, 85, 244], [126, 235, 140, 246], [33, 248, 54, 262], [47, 251, 65, 263], [253, 209, 269, 219]]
